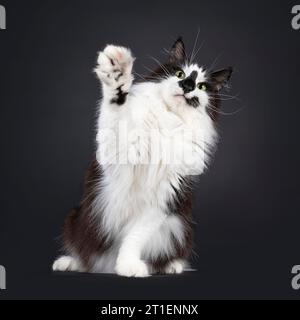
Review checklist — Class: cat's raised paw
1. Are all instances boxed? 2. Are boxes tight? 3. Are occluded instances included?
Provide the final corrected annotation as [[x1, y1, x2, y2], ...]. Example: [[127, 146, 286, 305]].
[[95, 45, 134, 91], [52, 256, 79, 272], [115, 258, 150, 278]]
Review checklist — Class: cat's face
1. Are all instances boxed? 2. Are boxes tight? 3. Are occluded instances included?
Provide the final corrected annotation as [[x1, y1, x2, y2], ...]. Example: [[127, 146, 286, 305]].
[[160, 63, 209, 110], [150, 37, 232, 121]]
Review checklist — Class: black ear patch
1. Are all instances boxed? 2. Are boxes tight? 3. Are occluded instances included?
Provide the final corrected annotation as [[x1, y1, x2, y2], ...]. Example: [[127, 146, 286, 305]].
[[210, 67, 233, 92], [169, 37, 186, 64]]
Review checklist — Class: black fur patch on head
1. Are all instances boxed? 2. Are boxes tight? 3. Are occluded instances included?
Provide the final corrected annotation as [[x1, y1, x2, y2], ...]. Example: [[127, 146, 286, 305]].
[[188, 70, 198, 81], [185, 96, 200, 108], [179, 70, 198, 93]]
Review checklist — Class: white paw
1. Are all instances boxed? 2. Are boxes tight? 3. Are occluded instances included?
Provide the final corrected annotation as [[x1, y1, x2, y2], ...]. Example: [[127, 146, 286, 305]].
[[165, 260, 185, 274], [52, 256, 79, 272], [115, 258, 150, 278], [95, 45, 134, 91]]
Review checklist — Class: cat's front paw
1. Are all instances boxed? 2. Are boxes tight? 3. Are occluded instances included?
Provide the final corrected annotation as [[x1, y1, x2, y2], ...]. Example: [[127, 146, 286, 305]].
[[95, 45, 134, 91], [164, 259, 185, 274], [115, 258, 150, 278], [52, 256, 79, 272]]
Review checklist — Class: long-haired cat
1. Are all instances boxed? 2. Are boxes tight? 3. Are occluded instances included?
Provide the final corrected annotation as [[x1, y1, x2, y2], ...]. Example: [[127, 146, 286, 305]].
[[52, 37, 232, 277]]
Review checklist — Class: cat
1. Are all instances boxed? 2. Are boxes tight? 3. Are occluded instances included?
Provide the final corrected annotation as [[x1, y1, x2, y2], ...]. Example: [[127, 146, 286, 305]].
[[52, 37, 232, 277]]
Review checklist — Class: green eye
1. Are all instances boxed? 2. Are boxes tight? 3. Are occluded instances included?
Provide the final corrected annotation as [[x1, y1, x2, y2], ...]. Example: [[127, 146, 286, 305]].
[[197, 83, 207, 91], [175, 70, 185, 79]]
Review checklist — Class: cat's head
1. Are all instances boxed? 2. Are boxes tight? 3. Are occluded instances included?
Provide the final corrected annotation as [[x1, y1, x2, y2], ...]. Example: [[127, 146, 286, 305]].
[[150, 37, 233, 121]]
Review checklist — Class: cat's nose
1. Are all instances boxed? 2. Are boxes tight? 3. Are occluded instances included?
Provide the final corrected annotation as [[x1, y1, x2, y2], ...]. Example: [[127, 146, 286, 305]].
[[178, 70, 197, 93], [179, 78, 195, 93]]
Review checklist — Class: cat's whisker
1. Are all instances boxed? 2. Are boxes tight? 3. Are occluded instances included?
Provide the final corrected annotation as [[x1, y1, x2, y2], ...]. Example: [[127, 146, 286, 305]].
[[162, 47, 170, 55], [148, 76, 167, 81], [206, 103, 244, 116], [133, 72, 147, 81], [211, 97, 237, 101], [214, 93, 239, 98], [190, 28, 201, 63], [149, 55, 171, 77], [208, 53, 223, 72], [142, 65, 158, 74], [191, 40, 205, 64], [138, 65, 169, 82], [210, 93, 240, 102], [142, 65, 166, 79]]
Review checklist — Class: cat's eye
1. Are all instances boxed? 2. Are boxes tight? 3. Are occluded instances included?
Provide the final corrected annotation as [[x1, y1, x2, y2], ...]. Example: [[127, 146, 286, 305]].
[[175, 70, 186, 79], [197, 82, 207, 91]]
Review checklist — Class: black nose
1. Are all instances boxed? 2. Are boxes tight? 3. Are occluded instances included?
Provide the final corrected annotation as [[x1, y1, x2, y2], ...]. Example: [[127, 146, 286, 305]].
[[179, 78, 195, 93], [178, 70, 198, 93]]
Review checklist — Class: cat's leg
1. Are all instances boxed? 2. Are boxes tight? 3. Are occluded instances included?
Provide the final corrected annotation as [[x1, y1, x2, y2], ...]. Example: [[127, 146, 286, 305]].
[[164, 259, 186, 274], [115, 212, 165, 278], [95, 45, 134, 106], [52, 256, 81, 272], [115, 231, 150, 278]]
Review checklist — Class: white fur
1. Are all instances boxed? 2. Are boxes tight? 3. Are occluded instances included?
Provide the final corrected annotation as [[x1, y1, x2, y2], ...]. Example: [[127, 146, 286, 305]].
[[62, 45, 217, 277], [52, 256, 80, 272], [165, 259, 185, 274]]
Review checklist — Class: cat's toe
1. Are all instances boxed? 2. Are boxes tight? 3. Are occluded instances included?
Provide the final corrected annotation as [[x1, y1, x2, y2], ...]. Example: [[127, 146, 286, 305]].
[[103, 45, 134, 71], [115, 258, 150, 278], [165, 260, 185, 274], [52, 256, 79, 272], [95, 45, 134, 88]]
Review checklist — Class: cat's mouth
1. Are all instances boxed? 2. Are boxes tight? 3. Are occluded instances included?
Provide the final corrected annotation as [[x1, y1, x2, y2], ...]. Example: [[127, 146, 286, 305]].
[[174, 94, 200, 108], [174, 94, 187, 101]]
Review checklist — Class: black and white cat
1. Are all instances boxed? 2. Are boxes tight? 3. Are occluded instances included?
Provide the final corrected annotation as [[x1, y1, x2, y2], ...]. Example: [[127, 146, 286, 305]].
[[52, 38, 232, 277]]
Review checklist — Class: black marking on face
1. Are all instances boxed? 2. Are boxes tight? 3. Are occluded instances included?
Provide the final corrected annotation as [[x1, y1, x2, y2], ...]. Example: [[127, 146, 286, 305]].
[[185, 96, 200, 108], [178, 71, 198, 93], [188, 71, 198, 82], [110, 85, 128, 105]]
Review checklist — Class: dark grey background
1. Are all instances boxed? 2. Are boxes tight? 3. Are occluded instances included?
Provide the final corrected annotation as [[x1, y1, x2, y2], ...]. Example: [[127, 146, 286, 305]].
[[0, 0, 299, 299]]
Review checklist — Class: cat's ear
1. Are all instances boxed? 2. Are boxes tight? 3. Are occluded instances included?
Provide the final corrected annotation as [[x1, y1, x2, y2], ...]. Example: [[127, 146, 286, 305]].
[[169, 37, 186, 64], [210, 67, 233, 91]]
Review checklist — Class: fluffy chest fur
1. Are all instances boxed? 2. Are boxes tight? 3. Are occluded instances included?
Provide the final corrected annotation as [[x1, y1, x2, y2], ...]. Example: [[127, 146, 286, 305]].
[[95, 81, 217, 236]]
